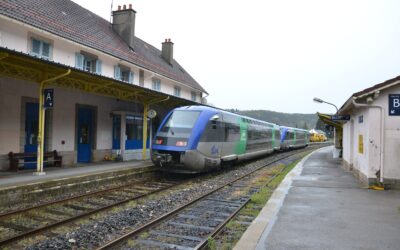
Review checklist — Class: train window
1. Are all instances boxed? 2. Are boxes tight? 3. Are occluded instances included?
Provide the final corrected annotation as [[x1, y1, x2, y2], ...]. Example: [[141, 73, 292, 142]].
[[200, 120, 225, 142], [224, 122, 240, 142], [160, 111, 200, 134]]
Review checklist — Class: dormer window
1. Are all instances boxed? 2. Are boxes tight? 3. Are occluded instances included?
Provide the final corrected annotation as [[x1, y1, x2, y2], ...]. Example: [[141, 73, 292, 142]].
[[75, 52, 102, 74], [174, 86, 181, 97], [114, 65, 134, 84], [152, 78, 161, 91], [30, 37, 52, 59]]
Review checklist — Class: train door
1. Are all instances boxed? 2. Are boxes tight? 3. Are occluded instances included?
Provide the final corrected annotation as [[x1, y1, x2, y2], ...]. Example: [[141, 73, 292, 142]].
[[210, 113, 224, 158], [77, 107, 93, 163], [24, 102, 39, 168]]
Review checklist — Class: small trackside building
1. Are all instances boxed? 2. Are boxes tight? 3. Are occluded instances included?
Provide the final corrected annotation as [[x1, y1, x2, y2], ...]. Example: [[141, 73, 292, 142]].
[[0, 0, 208, 171], [339, 75, 400, 188]]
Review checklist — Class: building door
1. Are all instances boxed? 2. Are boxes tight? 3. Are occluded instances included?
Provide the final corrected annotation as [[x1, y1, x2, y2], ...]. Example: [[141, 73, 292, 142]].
[[24, 102, 39, 168], [112, 115, 121, 150], [77, 107, 93, 163]]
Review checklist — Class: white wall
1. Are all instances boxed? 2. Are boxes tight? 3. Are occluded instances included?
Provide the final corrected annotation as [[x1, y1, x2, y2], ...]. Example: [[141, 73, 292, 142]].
[[0, 16, 202, 102], [342, 85, 400, 182], [0, 76, 167, 169], [372, 87, 400, 180]]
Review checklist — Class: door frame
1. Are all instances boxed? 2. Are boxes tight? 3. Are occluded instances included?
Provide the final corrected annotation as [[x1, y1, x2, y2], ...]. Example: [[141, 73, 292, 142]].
[[75, 104, 97, 163], [20, 97, 53, 152]]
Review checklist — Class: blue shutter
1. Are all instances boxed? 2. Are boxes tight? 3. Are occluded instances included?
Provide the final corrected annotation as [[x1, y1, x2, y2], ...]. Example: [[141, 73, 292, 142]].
[[96, 60, 102, 75], [75, 53, 84, 70], [114, 65, 121, 80], [128, 71, 134, 84]]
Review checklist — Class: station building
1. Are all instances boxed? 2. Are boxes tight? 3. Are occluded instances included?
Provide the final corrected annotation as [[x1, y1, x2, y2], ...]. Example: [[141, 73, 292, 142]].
[[338, 76, 400, 187], [0, 0, 207, 170]]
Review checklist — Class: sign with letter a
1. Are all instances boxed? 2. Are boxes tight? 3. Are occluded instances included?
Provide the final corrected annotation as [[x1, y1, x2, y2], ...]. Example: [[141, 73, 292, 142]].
[[44, 89, 54, 108]]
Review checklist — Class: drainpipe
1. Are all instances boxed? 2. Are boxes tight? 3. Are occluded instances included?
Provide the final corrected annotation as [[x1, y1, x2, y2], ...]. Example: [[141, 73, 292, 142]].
[[35, 69, 71, 175], [141, 96, 170, 160], [352, 98, 385, 183]]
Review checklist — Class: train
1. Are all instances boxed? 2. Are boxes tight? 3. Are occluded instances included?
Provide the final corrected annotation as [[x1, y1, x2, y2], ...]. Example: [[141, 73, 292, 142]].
[[309, 129, 327, 142], [151, 105, 309, 173]]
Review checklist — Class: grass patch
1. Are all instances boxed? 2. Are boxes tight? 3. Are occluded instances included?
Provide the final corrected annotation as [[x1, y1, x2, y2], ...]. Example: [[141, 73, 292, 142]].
[[207, 236, 217, 250], [268, 160, 300, 189]]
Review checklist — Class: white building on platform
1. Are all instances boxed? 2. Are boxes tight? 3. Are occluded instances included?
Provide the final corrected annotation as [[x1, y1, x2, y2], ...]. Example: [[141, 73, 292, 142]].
[[339, 76, 400, 188], [0, 0, 207, 170]]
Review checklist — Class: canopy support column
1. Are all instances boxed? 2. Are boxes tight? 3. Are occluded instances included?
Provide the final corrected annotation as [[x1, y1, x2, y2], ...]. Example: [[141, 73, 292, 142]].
[[141, 96, 170, 160], [35, 69, 71, 175]]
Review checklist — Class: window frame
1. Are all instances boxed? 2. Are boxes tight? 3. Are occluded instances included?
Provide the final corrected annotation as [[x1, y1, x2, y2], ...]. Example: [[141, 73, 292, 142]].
[[174, 86, 181, 97], [29, 36, 52, 60], [152, 78, 161, 91], [191, 91, 197, 101]]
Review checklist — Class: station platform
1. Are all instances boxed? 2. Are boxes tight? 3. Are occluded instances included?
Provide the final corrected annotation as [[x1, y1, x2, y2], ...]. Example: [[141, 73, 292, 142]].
[[0, 160, 154, 190], [235, 146, 400, 250]]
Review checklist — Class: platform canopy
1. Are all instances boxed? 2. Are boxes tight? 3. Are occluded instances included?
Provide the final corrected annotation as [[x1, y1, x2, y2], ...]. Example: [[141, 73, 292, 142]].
[[316, 112, 343, 129], [0, 48, 197, 108]]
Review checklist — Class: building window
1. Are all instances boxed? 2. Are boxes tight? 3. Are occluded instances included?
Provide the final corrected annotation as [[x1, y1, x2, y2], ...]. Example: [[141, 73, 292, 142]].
[[114, 65, 134, 83], [30, 38, 51, 59], [191, 91, 197, 101], [125, 115, 150, 149], [358, 115, 363, 123], [174, 86, 181, 97], [75, 52, 102, 74], [152, 78, 161, 91]]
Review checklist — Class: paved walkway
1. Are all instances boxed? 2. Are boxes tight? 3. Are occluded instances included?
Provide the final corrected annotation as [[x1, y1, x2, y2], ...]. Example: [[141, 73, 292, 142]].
[[235, 146, 400, 250], [0, 160, 153, 189]]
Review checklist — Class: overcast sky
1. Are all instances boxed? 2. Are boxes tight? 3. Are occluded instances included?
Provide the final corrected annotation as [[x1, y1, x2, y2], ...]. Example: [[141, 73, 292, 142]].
[[71, 0, 400, 114]]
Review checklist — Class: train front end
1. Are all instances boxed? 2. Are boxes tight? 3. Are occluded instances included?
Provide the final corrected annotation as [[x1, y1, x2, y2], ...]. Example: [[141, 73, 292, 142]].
[[151, 106, 211, 173]]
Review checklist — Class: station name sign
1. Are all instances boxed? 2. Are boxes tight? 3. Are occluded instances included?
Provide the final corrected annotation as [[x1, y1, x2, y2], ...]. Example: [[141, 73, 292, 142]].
[[331, 115, 350, 121], [389, 94, 400, 116]]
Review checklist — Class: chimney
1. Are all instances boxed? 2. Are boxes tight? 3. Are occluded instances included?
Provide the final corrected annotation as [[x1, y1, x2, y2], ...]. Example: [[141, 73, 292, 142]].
[[162, 38, 174, 65], [112, 4, 136, 49]]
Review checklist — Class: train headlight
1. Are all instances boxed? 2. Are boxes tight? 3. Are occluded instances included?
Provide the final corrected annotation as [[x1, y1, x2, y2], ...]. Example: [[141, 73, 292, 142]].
[[155, 139, 163, 145], [176, 141, 187, 147]]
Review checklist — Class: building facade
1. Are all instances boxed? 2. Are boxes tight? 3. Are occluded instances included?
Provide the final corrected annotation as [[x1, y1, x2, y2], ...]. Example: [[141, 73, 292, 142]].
[[339, 76, 400, 187], [0, 0, 207, 170]]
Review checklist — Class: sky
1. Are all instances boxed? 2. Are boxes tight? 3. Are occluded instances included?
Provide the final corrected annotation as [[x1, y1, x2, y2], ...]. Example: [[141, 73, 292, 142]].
[[71, 0, 400, 114]]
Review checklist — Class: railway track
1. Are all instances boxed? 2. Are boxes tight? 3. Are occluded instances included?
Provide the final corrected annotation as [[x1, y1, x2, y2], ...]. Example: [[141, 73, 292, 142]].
[[0, 177, 182, 247], [5, 144, 328, 249], [97, 148, 315, 249]]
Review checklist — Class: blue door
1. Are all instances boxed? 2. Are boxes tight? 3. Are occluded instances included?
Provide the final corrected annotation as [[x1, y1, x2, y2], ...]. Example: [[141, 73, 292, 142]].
[[112, 115, 121, 150], [77, 108, 93, 163], [24, 103, 39, 168]]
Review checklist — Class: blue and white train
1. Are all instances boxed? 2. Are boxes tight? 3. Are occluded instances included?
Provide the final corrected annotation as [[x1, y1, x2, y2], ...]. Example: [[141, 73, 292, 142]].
[[151, 106, 309, 173]]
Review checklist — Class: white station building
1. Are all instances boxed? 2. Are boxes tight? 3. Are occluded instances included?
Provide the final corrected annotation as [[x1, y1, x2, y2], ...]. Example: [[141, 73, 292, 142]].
[[339, 76, 400, 188], [0, 0, 207, 170]]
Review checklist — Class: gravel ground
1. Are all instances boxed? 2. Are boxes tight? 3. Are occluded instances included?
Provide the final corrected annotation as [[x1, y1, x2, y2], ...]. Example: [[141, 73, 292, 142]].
[[21, 147, 322, 250]]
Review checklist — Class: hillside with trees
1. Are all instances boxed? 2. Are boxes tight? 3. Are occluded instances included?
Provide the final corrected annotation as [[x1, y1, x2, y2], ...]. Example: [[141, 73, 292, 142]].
[[226, 109, 319, 130]]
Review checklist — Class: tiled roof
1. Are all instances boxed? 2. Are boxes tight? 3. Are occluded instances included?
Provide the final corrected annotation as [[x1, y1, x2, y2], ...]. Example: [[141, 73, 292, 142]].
[[0, 0, 207, 94], [351, 75, 400, 98], [338, 74, 400, 112]]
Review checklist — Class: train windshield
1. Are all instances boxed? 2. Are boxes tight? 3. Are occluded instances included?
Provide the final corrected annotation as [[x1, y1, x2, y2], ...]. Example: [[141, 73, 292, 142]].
[[155, 110, 200, 147], [161, 111, 200, 132]]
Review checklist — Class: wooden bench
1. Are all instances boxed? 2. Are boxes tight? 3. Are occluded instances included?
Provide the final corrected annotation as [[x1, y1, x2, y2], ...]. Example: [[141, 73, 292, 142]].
[[8, 150, 62, 172]]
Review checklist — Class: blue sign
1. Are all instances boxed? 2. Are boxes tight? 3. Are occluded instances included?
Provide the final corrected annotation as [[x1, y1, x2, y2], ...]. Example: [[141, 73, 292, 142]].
[[44, 89, 54, 108], [331, 115, 350, 121], [389, 94, 400, 116]]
